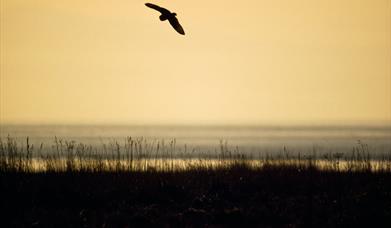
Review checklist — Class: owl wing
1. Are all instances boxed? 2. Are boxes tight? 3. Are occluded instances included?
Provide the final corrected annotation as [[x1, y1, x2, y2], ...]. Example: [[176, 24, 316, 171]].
[[168, 17, 185, 35], [145, 3, 171, 15]]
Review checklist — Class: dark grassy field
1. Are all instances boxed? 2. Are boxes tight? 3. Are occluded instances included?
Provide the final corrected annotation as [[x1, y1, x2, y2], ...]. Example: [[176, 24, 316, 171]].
[[2, 165, 391, 228], [1, 137, 391, 227]]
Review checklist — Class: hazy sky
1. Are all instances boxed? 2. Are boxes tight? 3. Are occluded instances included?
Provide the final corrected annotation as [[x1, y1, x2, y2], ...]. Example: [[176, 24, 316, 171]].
[[1, 0, 390, 125]]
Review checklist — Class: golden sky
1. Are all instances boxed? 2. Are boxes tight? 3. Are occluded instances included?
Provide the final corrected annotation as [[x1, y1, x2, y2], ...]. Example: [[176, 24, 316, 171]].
[[0, 0, 390, 125]]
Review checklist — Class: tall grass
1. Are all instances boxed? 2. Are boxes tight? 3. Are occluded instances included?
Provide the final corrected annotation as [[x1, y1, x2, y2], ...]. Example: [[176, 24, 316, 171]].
[[1, 136, 390, 173]]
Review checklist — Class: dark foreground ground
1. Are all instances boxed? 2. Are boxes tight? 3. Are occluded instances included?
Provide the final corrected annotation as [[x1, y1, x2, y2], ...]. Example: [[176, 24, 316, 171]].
[[1, 166, 391, 228]]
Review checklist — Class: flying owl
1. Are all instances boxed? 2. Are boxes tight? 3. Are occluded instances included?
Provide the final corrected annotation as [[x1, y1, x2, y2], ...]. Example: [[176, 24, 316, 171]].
[[145, 3, 185, 35]]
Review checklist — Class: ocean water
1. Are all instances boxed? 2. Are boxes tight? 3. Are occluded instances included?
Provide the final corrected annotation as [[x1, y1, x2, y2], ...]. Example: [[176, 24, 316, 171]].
[[1, 125, 390, 158]]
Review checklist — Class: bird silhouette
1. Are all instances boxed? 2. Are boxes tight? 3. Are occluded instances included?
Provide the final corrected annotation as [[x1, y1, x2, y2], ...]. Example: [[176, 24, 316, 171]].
[[145, 3, 185, 35]]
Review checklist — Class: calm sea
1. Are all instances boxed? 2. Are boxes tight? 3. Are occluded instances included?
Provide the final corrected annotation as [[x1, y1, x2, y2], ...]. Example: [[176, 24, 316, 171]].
[[1, 125, 390, 157]]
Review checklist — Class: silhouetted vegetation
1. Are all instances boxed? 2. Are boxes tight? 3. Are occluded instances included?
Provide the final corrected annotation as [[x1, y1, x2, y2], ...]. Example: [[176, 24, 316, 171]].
[[1, 136, 391, 227]]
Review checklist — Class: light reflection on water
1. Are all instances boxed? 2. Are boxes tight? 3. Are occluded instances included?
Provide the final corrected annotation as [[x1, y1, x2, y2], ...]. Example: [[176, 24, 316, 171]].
[[1, 125, 391, 157], [17, 158, 391, 172]]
